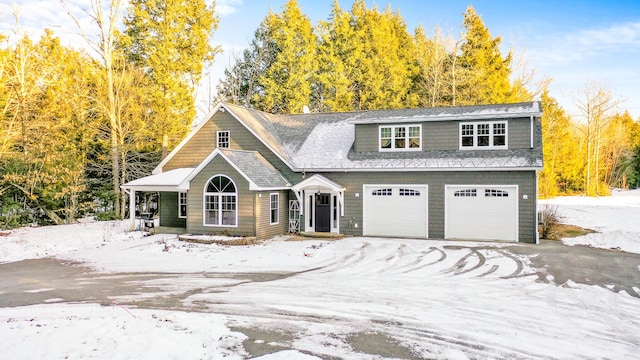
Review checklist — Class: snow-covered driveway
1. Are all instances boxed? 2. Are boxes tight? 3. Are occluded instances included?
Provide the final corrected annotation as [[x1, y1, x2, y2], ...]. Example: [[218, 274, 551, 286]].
[[1, 235, 639, 359], [2, 189, 640, 359]]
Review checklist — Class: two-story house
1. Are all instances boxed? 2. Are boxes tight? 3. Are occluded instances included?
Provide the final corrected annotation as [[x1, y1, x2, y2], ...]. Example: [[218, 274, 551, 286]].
[[122, 101, 543, 243]]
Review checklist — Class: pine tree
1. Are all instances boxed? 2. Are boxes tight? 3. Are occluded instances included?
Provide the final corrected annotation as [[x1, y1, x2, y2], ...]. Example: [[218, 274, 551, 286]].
[[121, 0, 220, 154], [216, 19, 277, 108], [456, 5, 512, 105], [601, 111, 636, 189], [255, 0, 316, 114], [0, 31, 92, 224], [348, 0, 418, 110], [314, 0, 355, 112]]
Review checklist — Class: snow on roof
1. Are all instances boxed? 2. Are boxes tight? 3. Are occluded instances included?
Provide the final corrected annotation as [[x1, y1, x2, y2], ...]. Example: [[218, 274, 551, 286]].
[[122, 168, 195, 190], [286, 121, 355, 168], [214, 102, 543, 171]]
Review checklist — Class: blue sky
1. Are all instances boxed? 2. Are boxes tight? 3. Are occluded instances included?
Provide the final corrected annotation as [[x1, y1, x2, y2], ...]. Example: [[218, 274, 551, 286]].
[[2, 0, 639, 119]]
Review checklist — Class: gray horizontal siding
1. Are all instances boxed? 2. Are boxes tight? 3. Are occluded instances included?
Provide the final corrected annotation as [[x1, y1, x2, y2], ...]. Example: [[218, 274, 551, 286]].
[[354, 117, 533, 152], [507, 117, 532, 149], [163, 112, 297, 182], [159, 192, 186, 228], [255, 190, 289, 239], [312, 170, 538, 243], [187, 156, 255, 237]]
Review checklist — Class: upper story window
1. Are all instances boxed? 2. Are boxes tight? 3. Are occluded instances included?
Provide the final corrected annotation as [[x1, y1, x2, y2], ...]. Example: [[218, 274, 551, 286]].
[[217, 131, 230, 149], [460, 121, 507, 149], [379, 125, 421, 151]]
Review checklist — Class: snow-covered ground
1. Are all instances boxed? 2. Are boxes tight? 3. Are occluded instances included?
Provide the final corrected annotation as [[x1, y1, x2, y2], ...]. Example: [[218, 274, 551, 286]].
[[0, 191, 639, 359], [539, 188, 640, 254]]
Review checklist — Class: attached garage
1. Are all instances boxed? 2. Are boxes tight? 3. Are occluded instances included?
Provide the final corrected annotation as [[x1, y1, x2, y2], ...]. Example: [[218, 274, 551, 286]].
[[363, 185, 428, 238], [445, 185, 518, 242]]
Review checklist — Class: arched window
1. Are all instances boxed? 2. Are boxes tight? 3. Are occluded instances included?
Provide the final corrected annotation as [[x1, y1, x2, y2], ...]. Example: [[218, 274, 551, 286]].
[[204, 175, 237, 226]]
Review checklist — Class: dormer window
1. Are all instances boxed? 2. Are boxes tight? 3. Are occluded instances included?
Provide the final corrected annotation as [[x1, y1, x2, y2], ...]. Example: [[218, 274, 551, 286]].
[[217, 131, 230, 148], [460, 121, 507, 149], [379, 125, 421, 151]]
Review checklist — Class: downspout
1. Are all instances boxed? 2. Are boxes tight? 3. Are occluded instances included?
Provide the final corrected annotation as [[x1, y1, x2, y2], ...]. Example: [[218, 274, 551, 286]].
[[535, 169, 540, 244], [530, 115, 534, 148]]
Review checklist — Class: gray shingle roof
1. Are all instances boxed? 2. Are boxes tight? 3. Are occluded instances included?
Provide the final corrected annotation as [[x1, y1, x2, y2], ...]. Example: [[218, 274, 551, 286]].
[[219, 149, 292, 188], [222, 101, 543, 171], [349, 101, 542, 123]]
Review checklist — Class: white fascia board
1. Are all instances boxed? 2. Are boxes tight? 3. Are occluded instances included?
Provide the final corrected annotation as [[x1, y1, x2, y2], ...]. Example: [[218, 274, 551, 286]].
[[120, 185, 186, 192], [153, 103, 224, 175], [250, 186, 292, 191], [292, 174, 345, 192]]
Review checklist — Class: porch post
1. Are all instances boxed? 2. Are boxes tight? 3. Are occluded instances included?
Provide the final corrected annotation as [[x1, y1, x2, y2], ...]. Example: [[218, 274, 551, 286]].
[[129, 189, 136, 231]]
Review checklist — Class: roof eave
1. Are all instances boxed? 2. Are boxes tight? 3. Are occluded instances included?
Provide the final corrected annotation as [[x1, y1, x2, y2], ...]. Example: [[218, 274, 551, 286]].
[[121, 184, 188, 192], [349, 112, 543, 125], [291, 166, 543, 172], [249, 185, 292, 191]]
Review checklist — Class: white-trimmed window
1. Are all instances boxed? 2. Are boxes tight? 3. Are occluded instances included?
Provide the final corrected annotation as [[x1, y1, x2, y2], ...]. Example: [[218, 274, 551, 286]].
[[460, 121, 507, 149], [379, 125, 421, 151], [217, 131, 230, 148], [178, 192, 187, 218], [204, 175, 237, 226], [270, 193, 279, 225]]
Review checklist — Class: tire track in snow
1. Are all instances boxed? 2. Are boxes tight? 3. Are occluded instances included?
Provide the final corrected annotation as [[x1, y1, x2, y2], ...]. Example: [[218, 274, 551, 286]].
[[399, 246, 447, 273], [441, 247, 485, 275]]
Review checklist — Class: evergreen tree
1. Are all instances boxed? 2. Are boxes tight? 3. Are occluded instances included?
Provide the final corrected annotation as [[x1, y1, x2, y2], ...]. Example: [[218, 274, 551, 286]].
[[216, 19, 277, 108], [456, 5, 512, 105], [349, 1, 418, 110], [255, 0, 316, 114], [0, 31, 93, 224], [121, 0, 220, 154], [314, 0, 355, 112], [601, 111, 637, 189]]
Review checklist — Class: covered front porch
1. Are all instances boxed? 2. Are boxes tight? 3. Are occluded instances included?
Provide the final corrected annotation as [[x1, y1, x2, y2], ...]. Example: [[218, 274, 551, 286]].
[[121, 168, 193, 232]]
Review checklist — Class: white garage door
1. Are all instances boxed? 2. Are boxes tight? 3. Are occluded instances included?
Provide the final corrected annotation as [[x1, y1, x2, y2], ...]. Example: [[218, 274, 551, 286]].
[[363, 185, 428, 238], [445, 185, 518, 242]]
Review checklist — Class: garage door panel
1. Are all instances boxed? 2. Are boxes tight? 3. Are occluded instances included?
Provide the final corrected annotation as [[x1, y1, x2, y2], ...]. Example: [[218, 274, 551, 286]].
[[364, 185, 428, 238], [446, 185, 518, 241]]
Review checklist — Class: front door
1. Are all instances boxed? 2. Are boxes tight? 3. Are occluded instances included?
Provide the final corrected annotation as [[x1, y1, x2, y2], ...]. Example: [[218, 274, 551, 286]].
[[315, 193, 331, 232]]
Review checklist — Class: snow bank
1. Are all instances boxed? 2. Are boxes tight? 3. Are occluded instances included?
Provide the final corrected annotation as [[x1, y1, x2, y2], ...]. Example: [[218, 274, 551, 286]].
[[540, 189, 640, 253], [0, 304, 246, 359], [0, 220, 146, 264]]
